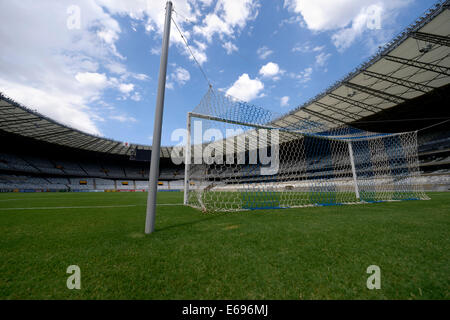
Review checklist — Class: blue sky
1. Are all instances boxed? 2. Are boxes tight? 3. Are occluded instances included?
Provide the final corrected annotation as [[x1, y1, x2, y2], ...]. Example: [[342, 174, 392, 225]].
[[0, 0, 438, 146]]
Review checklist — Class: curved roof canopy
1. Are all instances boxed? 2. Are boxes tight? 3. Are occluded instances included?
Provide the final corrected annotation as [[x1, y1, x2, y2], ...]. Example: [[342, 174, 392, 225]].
[[0, 93, 174, 157], [273, 1, 450, 130], [0, 1, 449, 157]]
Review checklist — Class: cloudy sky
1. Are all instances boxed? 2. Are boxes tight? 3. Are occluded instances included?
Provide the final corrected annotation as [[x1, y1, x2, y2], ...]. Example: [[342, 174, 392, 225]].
[[0, 0, 437, 145]]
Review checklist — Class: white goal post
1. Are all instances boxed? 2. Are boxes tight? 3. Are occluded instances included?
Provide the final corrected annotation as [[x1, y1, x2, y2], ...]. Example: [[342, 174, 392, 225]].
[[183, 88, 428, 212]]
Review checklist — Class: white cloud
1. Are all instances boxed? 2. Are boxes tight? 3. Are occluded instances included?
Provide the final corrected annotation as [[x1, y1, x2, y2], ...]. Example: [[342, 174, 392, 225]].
[[280, 96, 290, 107], [285, 0, 366, 30], [218, 0, 259, 27], [302, 67, 313, 82], [0, 80, 101, 135], [257, 46, 273, 59], [75, 72, 109, 89], [106, 62, 127, 75], [259, 62, 282, 79], [187, 42, 208, 65], [0, 0, 206, 135], [315, 52, 332, 67], [119, 83, 135, 94], [150, 47, 161, 55], [194, 0, 259, 42], [0, 1, 136, 135], [0, 0, 263, 137], [110, 114, 137, 123], [222, 41, 238, 55], [133, 73, 149, 81], [292, 43, 325, 53], [194, 13, 231, 42], [279, 15, 304, 28], [172, 67, 191, 86], [97, 28, 118, 45], [226, 73, 264, 102], [95, 0, 199, 40], [331, 4, 385, 51], [131, 92, 142, 102], [166, 82, 175, 90], [284, 0, 411, 50], [290, 67, 313, 83]]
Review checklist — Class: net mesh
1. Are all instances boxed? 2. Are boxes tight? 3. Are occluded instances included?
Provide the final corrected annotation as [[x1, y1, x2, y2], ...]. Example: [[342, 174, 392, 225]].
[[185, 88, 429, 212]]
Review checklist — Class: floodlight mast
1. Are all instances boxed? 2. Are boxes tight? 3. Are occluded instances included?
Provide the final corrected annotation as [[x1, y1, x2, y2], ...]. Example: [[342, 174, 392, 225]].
[[145, 1, 173, 234]]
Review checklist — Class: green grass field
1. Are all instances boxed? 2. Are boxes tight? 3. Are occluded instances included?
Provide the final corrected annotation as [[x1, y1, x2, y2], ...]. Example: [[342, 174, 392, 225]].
[[0, 191, 448, 300]]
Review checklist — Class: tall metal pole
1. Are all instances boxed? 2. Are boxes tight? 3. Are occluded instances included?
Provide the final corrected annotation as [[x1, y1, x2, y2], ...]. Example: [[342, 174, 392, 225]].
[[183, 112, 192, 205], [145, 1, 172, 234]]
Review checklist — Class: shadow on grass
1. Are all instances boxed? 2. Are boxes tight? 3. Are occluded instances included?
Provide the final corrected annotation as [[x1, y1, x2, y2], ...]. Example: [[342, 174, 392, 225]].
[[155, 212, 229, 233]]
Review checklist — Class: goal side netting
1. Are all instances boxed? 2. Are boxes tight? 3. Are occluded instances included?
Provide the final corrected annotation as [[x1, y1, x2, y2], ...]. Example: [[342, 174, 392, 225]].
[[181, 88, 428, 212]]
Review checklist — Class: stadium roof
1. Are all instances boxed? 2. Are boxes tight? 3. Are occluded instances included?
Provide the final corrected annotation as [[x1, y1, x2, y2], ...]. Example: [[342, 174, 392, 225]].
[[0, 93, 174, 158], [272, 0, 450, 130], [0, 0, 449, 157]]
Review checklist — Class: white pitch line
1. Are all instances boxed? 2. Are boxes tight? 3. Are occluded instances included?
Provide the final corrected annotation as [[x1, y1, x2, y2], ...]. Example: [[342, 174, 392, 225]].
[[0, 204, 185, 211], [0, 205, 138, 211], [0, 203, 185, 211]]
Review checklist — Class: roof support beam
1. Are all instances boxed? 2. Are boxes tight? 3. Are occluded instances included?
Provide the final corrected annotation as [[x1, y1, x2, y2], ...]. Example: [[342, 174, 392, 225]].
[[105, 142, 122, 154], [363, 70, 434, 93], [0, 117, 43, 125], [94, 144, 111, 153], [274, 118, 297, 129], [3, 122, 59, 134], [412, 32, 450, 47], [32, 129, 74, 140], [0, 111, 30, 117], [328, 93, 383, 113], [288, 113, 328, 130], [24, 123, 66, 132], [271, 120, 313, 141], [314, 101, 360, 121], [277, 117, 322, 131], [384, 55, 450, 76], [88, 142, 108, 152], [116, 145, 130, 155], [344, 82, 406, 104], [301, 108, 346, 125], [29, 123, 61, 131], [73, 138, 101, 150], [0, 106, 21, 111]]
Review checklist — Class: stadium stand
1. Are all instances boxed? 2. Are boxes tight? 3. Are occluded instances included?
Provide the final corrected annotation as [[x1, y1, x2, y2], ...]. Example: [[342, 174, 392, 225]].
[[94, 178, 116, 191], [0, 153, 39, 174]]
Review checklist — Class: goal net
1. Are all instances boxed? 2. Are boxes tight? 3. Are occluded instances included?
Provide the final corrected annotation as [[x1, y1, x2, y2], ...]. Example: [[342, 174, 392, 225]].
[[182, 88, 428, 212]]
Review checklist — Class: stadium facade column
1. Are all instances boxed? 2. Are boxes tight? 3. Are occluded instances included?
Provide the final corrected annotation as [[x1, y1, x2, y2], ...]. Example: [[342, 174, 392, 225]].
[[348, 141, 360, 200], [145, 1, 173, 234]]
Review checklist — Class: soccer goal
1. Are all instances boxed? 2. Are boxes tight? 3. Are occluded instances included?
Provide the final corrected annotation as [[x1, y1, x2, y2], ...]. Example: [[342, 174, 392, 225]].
[[183, 88, 428, 212]]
